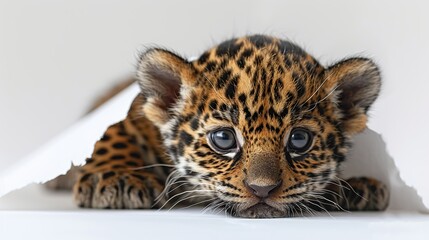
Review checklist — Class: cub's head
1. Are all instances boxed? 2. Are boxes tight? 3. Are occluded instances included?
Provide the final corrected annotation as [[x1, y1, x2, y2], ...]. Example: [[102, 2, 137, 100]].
[[136, 35, 381, 218]]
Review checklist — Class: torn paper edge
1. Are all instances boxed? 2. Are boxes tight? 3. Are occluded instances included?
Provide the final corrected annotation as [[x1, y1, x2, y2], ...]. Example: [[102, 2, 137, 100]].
[[0, 84, 140, 197]]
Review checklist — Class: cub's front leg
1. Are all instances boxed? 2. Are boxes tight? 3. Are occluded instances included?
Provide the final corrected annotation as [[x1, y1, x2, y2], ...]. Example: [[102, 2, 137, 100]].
[[74, 120, 167, 209], [320, 177, 389, 212]]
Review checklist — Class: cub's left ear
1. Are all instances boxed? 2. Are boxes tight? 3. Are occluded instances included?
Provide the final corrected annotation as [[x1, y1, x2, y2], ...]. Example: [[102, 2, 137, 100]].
[[326, 58, 381, 135], [136, 48, 196, 126]]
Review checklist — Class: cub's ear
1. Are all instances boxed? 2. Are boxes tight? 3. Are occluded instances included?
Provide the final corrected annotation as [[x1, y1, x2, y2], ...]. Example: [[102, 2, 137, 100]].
[[325, 58, 381, 135], [137, 48, 196, 125]]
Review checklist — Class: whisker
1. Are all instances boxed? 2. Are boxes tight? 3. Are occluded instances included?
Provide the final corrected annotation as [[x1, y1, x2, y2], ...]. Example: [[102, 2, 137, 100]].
[[158, 189, 214, 210], [179, 198, 216, 210], [167, 194, 213, 211], [130, 164, 177, 171], [334, 176, 368, 202]]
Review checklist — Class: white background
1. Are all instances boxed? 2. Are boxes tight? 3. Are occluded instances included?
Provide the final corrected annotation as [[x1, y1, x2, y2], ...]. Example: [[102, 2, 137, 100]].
[[1, 0, 429, 207]]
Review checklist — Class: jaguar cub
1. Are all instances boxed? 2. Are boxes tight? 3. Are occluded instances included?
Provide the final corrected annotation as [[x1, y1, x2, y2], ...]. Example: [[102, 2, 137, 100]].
[[73, 35, 388, 218]]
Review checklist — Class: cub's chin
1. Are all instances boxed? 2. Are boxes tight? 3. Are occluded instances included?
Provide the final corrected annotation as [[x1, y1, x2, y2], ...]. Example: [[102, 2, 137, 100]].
[[232, 203, 288, 218]]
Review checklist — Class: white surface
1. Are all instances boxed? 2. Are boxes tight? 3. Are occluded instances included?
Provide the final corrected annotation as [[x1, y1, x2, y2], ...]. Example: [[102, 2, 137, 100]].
[[2, 211, 428, 240], [0, 184, 428, 240], [1, 211, 428, 240]]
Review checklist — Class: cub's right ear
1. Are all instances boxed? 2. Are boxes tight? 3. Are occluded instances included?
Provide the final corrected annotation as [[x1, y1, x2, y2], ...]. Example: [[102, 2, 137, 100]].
[[137, 48, 196, 126], [325, 58, 381, 135]]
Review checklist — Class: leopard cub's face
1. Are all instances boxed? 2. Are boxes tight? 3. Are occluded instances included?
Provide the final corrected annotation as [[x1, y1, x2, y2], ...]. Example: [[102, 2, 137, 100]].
[[137, 35, 381, 218]]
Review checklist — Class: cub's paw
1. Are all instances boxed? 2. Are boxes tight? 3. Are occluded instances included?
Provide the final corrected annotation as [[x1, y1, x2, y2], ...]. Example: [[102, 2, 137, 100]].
[[339, 177, 389, 211], [74, 170, 165, 209]]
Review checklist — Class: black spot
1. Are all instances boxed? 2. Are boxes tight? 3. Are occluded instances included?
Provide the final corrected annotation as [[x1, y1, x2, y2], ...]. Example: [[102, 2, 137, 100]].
[[241, 48, 254, 59], [112, 165, 125, 169], [118, 179, 125, 193], [180, 131, 194, 146], [220, 103, 228, 112], [128, 137, 137, 144], [327, 133, 336, 149], [236, 48, 254, 69], [317, 104, 326, 115], [219, 59, 228, 69], [212, 112, 224, 121], [216, 38, 242, 57], [217, 70, 232, 88], [112, 142, 127, 149], [243, 107, 252, 121], [132, 174, 146, 182], [236, 57, 245, 69], [268, 107, 279, 119], [170, 121, 180, 138], [205, 61, 217, 72], [284, 56, 292, 68], [203, 114, 210, 122], [261, 68, 267, 83], [130, 152, 141, 159], [273, 79, 283, 102], [247, 35, 273, 48], [238, 94, 247, 105], [321, 169, 331, 179], [118, 130, 127, 136], [125, 161, 139, 167], [138, 190, 144, 200], [197, 103, 205, 114], [85, 158, 94, 164], [169, 146, 178, 159], [277, 39, 306, 57], [198, 51, 210, 65], [184, 167, 198, 176], [305, 61, 315, 73], [230, 104, 239, 125], [254, 124, 264, 133], [254, 55, 263, 65], [195, 151, 208, 157], [111, 154, 126, 160], [190, 117, 200, 131], [245, 66, 252, 75], [80, 173, 92, 182], [100, 134, 111, 142], [258, 105, 264, 115], [303, 113, 313, 120], [368, 184, 377, 193], [127, 186, 134, 196], [190, 92, 198, 105], [102, 171, 116, 180], [95, 148, 108, 155], [209, 100, 218, 110], [96, 161, 108, 167], [225, 75, 239, 99], [251, 112, 258, 122]]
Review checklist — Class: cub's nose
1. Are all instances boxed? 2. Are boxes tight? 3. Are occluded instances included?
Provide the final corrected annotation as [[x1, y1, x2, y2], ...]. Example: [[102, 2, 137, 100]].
[[245, 180, 281, 198]]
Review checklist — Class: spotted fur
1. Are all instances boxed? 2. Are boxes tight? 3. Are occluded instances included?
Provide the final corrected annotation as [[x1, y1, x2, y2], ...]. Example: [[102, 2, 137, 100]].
[[72, 35, 388, 217]]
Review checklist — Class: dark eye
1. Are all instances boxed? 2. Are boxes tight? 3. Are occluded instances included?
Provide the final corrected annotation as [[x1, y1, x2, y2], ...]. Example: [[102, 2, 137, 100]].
[[208, 128, 238, 153], [288, 128, 313, 153]]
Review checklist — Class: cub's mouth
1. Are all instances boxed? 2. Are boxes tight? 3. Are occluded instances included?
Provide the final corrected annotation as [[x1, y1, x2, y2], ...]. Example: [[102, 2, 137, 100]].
[[233, 203, 287, 218]]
